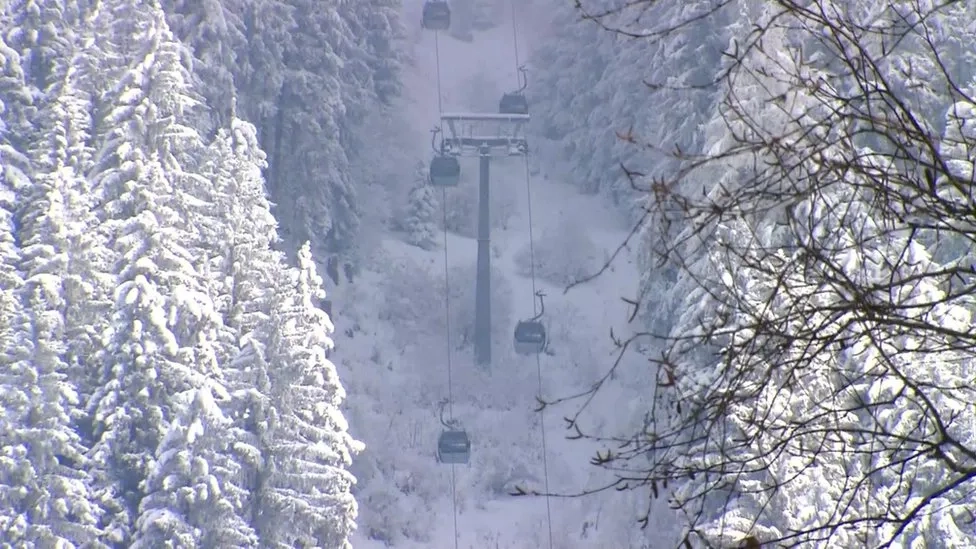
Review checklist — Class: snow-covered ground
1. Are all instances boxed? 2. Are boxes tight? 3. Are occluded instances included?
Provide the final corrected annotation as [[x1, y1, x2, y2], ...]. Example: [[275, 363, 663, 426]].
[[333, 4, 666, 547]]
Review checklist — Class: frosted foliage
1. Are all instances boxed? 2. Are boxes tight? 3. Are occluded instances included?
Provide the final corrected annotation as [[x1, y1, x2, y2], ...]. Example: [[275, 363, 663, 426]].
[[0, 187, 20, 291], [669, 171, 976, 547], [19, 158, 110, 374], [161, 0, 245, 129], [401, 162, 439, 250], [513, 219, 602, 286], [246, 0, 363, 254], [605, 3, 976, 545], [199, 117, 281, 350], [4, 0, 77, 93], [31, 62, 95, 174], [90, 159, 215, 544], [942, 99, 976, 183], [356, 455, 438, 545], [257, 242, 362, 548], [94, 0, 203, 176], [374, 256, 449, 351], [927, 96, 976, 264], [0, 28, 35, 155], [532, 0, 724, 201], [0, 283, 103, 546], [133, 387, 257, 548]]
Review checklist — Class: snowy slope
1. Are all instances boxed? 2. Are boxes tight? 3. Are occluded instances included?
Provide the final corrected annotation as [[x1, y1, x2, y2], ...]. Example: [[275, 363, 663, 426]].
[[334, 3, 668, 548]]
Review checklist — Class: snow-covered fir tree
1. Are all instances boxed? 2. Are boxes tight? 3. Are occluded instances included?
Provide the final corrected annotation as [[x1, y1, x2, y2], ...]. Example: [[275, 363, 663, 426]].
[[252, 242, 363, 548], [198, 112, 284, 357], [0, 260, 105, 546], [0, 0, 393, 546], [160, 0, 245, 131], [402, 160, 439, 250], [84, 2, 228, 543], [132, 386, 258, 548], [2, 0, 82, 95], [0, 65, 110, 546]]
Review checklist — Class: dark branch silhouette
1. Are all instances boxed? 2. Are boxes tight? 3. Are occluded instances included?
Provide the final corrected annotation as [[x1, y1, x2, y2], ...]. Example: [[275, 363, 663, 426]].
[[515, 1, 976, 547]]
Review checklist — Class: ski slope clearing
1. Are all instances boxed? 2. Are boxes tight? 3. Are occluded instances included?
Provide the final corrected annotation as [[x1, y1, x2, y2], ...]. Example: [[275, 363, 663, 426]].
[[337, 4, 666, 548]]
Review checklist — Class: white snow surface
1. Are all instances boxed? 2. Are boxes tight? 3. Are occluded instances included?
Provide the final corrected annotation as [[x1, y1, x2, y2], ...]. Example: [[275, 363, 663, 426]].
[[335, 3, 673, 548]]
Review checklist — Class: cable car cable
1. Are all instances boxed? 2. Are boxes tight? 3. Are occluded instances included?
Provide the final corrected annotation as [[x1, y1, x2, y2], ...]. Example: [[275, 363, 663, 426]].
[[508, 3, 554, 545], [521, 154, 555, 549], [509, 0, 522, 80], [441, 184, 461, 549], [431, 21, 461, 549], [434, 30, 445, 115]]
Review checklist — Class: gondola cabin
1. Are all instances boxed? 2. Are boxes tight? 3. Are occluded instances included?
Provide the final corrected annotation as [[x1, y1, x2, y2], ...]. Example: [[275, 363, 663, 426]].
[[429, 155, 461, 187], [437, 429, 470, 464], [514, 320, 546, 355], [422, 1, 451, 31], [499, 92, 529, 115]]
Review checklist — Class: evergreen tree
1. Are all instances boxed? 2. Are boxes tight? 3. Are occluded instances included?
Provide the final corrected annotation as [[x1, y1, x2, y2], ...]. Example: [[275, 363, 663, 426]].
[[271, 0, 358, 253], [0, 261, 105, 546], [199, 114, 282, 348], [253, 242, 363, 548], [224, 0, 293, 185], [132, 386, 258, 548], [160, 0, 246, 130], [0, 26, 35, 214], [2, 78, 109, 542], [85, 2, 222, 543], [3, 0, 81, 93], [24, 43, 111, 415], [338, 0, 403, 106], [402, 161, 439, 250], [88, 159, 213, 545]]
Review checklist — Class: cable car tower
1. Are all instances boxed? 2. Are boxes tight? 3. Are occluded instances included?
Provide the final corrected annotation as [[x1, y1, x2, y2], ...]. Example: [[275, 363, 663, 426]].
[[433, 111, 530, 367]]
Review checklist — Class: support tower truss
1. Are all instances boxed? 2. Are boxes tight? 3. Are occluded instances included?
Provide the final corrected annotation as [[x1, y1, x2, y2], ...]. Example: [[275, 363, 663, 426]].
[[439, 112, 530, 157]]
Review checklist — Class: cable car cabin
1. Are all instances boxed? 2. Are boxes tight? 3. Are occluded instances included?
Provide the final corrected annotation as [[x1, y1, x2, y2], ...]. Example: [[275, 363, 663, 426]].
[[422, 1, 451, 31], [499, 93, 529, 115], [437, 429, 470, 464], [429, 155, 460, 187], [514, 320, 546, 355]]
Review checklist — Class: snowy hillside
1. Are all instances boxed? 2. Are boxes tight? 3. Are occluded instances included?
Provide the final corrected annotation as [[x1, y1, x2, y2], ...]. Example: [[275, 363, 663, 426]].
[[333, 3, 669, 548]]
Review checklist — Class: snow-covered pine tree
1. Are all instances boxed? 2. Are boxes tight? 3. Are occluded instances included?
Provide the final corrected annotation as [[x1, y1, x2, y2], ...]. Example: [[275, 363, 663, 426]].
[[402, 161, 439, 250], [160, 0, 245, 131], [1, 64, 111, 544], [271, 0, 359, 254], [199, 114, 283, 348], [2, 0, 81, 94], [85, 2, 231, 543], [0, 24, 35, 213], [0, 256, 106, 546], [132, 386, 258, 548], [23, 30, 113, 421], [219, 0, 293, 195], [253, 242, 363, 548], [0, 32, 29, 293], [88, 159, 215, 545], [337, 0, 403, 106]]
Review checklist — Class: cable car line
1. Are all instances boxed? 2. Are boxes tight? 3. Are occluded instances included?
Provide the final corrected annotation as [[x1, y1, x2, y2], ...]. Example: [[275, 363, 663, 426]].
[[441, 180, 462, 549], [520, 153, 555, 549], [434, 30, 444, 115], [509, 0, 522, 77], [423, 2, 552, 546], [507, 1, 554, 545], [424, 5, 463, 547]]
